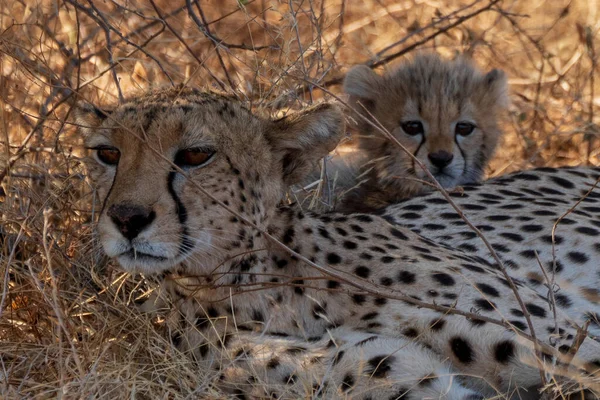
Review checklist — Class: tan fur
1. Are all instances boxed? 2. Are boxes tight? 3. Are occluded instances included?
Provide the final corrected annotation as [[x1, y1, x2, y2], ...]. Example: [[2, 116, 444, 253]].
[[340, 53, 508, 212], [78, 86, 343, 273], [81, 89, 599, 399]]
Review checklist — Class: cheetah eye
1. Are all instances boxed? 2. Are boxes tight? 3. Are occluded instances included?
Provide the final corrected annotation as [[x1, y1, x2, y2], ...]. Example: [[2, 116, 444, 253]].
[[455, 122, 476, 136], [400, 121, 424, 136], [94, 146, 121, 166], [174, 148, 215, 168]]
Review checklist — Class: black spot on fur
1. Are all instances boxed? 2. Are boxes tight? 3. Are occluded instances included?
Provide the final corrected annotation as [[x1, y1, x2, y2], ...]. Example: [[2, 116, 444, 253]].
[[550, 176, 575, 188], [354, 214, 373, 222], [461, 263, 486, 273], [286, 346, 307, 354], [568, 251, 589, 264], [511, 308, 524, 317], [352, 294, 366, 305], [458, 243, 478, 252], [390, 227, 408, 240], [361, 312, 379, 321], [354, 266, 371, 278], [525, 303, 547, 318], [450, 337, 474, 364], [403, 328, 418, 338], [327, 280, 340, 289], [521, 224, 544, 233], [431, 273, 455, 286], [397, 270, 416, 284], [374, 297, 387, 306], [292, 279, 304, 295], [343, 240, 357, 249], [340, 373, 354, 391], [500, 232, 524, 242], [332, 350, 345, 365], [252, 309, 264, 322], [388, 388, 410, 400], [367, 355, 395, 378], [430, 319, 446, 331], [494, 340, 515, 364], [283, 227, 295, 244], [555, 293, 572, 308], [267, 357, 280, 369], [576, 226, 599, 236], [318, 227, 331, 239], [474, 298, 496, 311], [327, 253, 342, 264], [520, 250, 538, 259], [509, 320, 528, 331], [476, 282, 500, 297], [487, 215, 511, 221], [357, 336, 378, 346], [379, 277, 393, 286], [370, 246, 386, 253], [350, 224, 364, 233]]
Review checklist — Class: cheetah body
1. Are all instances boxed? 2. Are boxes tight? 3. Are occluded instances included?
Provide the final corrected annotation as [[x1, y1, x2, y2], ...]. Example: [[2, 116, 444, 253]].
[[81, 88, 599, 399]]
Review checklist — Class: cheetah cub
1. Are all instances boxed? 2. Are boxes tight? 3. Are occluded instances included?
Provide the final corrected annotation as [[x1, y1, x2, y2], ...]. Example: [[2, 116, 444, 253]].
[[339, 53, 508, 212]]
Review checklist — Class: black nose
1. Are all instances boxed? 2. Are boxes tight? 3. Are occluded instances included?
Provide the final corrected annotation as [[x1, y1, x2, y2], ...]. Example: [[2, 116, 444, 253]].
[[107, 204, 155, 240], [428, 151, 454, 169]]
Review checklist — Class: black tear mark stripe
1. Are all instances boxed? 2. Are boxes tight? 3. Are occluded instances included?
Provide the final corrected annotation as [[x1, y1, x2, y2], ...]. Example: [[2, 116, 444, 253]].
[[454, 134, 468, 175], [167, 170, 193, 255], [412, 134, 427, 172], [100, 164, 119, 215]]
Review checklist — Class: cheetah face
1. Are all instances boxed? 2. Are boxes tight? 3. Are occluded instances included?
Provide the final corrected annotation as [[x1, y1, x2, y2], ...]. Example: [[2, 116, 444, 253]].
[[394, 109, 482, 188], [79, 88, 344, 274], [344, 54, 508, 194]]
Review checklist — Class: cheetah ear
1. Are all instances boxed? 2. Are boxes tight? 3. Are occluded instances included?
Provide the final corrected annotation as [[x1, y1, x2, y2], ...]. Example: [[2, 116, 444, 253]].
[[269, 103, 345, 185], [343, 65, 381, 114], [481, 69, 509, 109], [73, 103, 113, 137]]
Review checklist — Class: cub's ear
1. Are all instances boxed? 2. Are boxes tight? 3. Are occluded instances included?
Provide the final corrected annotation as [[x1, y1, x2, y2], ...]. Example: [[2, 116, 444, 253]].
[[481, 68, 509, 109], [343, 65, 381, 113], [73, 103, 112, 136], [268, 103, 345, 185]]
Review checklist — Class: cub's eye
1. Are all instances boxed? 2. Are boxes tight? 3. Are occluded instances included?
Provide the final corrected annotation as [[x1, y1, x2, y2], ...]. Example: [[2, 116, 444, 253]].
[[455, 122, 476, 136], [400, 121, 424, 136], [95, 147, 120, 165], [174, 148, 215, 168]]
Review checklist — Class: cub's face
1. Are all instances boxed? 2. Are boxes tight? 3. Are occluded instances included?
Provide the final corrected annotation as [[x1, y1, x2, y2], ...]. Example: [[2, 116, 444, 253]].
[[79, 88, 343, 274], [344, 54, 508, 194]]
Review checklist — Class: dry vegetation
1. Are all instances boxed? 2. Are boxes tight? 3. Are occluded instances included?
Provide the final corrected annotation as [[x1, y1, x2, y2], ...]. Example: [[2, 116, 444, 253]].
[[1, 0, 599, 398]]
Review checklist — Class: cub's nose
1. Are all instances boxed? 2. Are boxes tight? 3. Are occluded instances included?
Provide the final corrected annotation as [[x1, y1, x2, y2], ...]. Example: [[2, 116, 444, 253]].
[[107, 204, 155, 240], [428, 150, 454, 169]]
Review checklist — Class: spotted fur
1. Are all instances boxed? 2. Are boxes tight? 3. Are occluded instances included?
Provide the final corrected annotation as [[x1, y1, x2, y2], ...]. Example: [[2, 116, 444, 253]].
[[82, 88, 599, 399], [382, 167, 600, 340]]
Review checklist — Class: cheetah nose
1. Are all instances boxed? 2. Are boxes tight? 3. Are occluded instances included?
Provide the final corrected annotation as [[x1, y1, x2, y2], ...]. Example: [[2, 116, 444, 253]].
[[107, 204, 155, 240], [428, 150, 454, 169]]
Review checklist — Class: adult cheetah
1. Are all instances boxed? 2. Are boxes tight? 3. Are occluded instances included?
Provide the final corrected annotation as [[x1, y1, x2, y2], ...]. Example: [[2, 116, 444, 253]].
[[80, 87, 599, 399], [336, 53, 508, 213]]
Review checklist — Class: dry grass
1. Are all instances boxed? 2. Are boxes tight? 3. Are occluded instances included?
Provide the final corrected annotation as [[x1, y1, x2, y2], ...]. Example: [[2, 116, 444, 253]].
[[1, 0, 599, 398]]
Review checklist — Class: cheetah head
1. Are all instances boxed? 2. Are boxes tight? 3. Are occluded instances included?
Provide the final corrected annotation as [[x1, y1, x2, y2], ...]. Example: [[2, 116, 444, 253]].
[[344, 53, 508, 196], [78, 87, 344, 274]]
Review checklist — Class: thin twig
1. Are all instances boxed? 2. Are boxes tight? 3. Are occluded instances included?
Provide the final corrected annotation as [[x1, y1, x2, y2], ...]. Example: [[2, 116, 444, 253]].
[[186, 0, 275, 51]]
